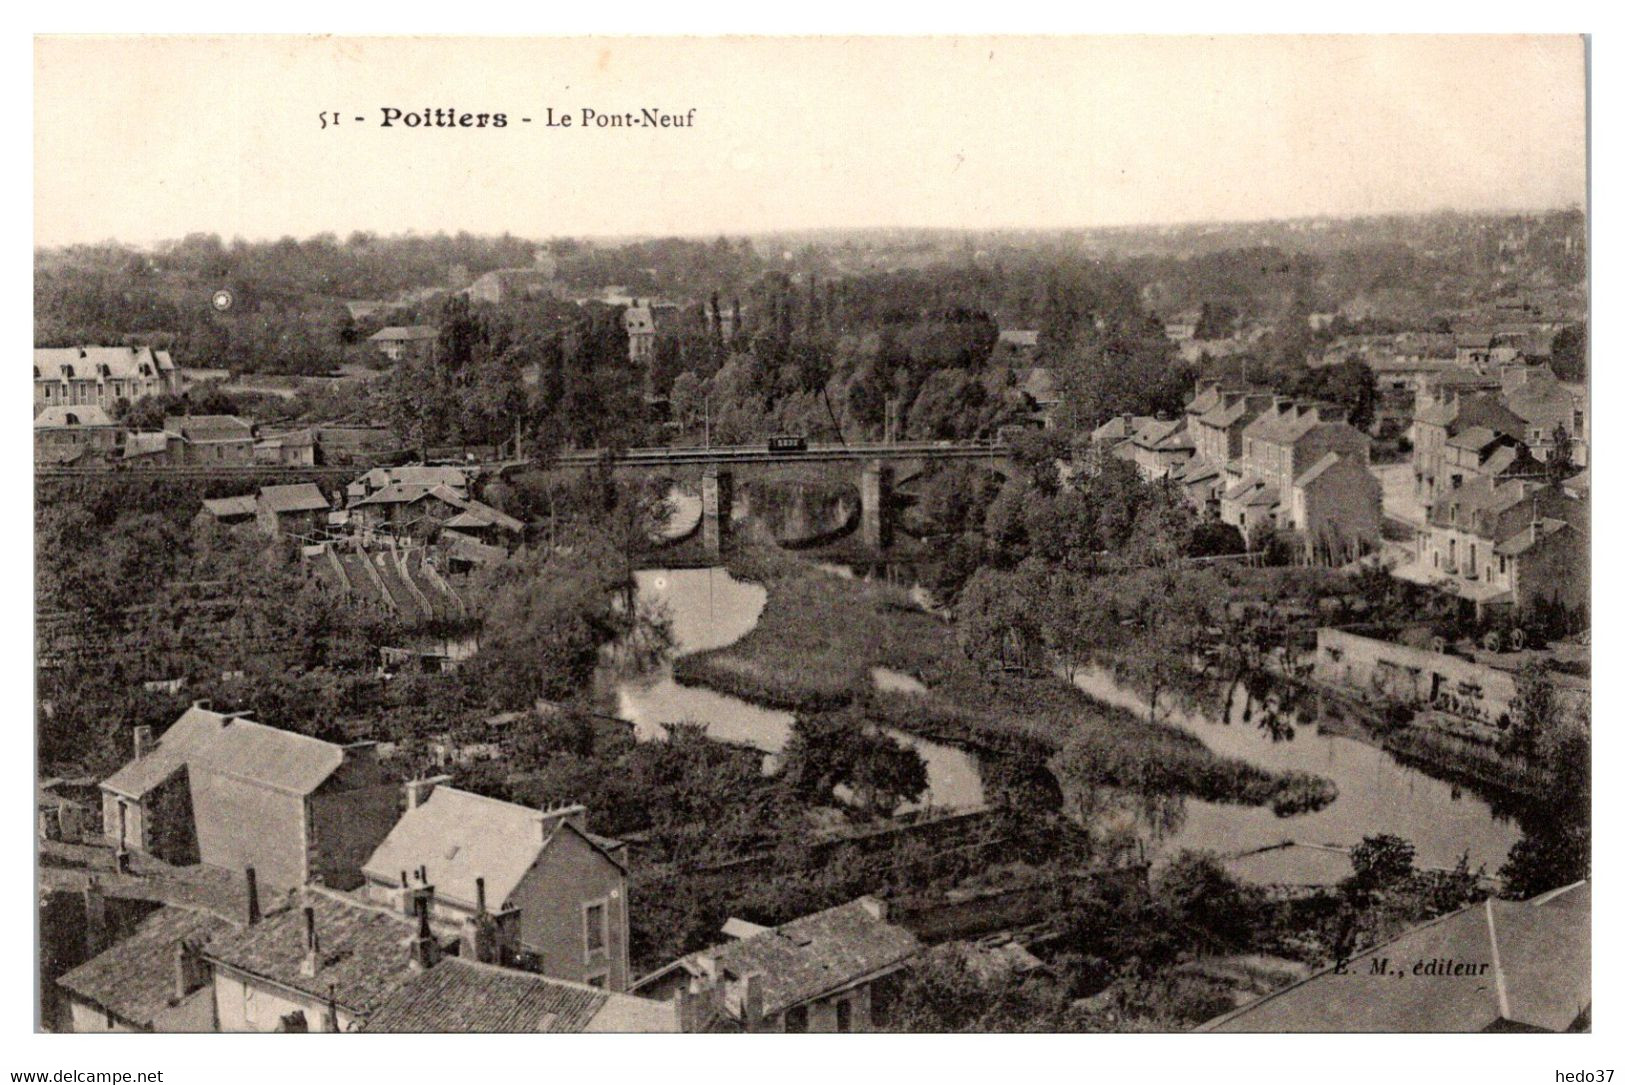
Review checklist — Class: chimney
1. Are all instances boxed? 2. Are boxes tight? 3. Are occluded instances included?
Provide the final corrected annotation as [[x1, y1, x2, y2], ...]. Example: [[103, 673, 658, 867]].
[[404, 774, 451, 811], [533, 803, 587, 845], [299, 906, 320, 977], [191, 698, 213, 712], [245, 867, 261, 926], [475, 876, 487, 916], [740, 971, 765, 1031], [82, 876, 107, 958], [173, 938, 208, 1001], [857, 895, 889, 923], [132, 725, 154, 760], [409, 898, 440, 972]]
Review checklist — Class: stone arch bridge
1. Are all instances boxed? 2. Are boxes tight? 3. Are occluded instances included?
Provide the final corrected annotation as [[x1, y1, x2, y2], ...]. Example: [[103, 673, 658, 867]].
[[518, 441, 1017, 553]]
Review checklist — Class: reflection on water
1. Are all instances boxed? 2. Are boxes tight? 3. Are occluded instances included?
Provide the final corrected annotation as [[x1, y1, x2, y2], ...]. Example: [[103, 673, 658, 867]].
[[1065, 664, 1523, 871], [608, 568, 984, 810]]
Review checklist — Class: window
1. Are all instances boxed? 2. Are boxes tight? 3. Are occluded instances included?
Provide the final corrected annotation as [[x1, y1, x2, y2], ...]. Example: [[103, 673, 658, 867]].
[[584, 901, 606, 958], [586, 972, 607, 989], [784, 1005, 808, 1033], [836, 999, 853, 1033], [242, 984, 257, 1028]]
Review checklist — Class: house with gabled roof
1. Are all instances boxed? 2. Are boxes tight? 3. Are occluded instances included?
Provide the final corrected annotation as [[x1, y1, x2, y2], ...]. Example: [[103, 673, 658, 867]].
[[35, 345, 179, 413], [188, 720, 400, 893], [204, 886, 443, 1032], [34, 404, 123, 465], [366, 325, 437, 362], [1200, 882, 1589, 1032], [162, 415, 256, 465], [100, 705, 401, 893], [1418, 476, 1587, 613], [632, 897, 919, 1033], [362, 784, 631, 990], [100, 703, 240, 865], [254, 483, 331, 539], [58, 904, 234, 1032]]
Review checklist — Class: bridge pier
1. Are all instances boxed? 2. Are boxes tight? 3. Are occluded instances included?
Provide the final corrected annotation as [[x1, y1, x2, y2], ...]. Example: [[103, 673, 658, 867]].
[[702, 467, 733, 555], [860, 460, 893, 549]]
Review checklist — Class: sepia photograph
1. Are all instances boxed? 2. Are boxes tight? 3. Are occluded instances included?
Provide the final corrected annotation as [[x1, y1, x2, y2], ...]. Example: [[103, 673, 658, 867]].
[[29, 32, 1590, 1046]]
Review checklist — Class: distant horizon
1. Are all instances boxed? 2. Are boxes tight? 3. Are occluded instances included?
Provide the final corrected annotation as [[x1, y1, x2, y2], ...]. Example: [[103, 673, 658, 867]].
[[37, 37, 1586, 250], [34, 201, 1590, 254]]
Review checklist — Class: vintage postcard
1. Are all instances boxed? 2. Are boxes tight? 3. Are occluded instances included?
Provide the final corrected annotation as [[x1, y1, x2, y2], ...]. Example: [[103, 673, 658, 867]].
[[32, 35, 1588, 1045]]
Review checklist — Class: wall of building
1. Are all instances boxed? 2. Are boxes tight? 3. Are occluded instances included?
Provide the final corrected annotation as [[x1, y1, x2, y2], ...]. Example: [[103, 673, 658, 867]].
[[514, 829, 629, 991], [190, 773, 309, 891], [305, 765, 399, 892], [67, 997, 140, 1033], [1315, 628, 1519, 724], [212, 969, 352, 1033]]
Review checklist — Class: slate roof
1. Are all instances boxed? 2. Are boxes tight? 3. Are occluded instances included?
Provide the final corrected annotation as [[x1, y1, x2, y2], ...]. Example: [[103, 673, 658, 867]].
[[1184, 385, 1225, 417], [354, 482, 462, 509], [362, 957, 674, 1033], [257, 483, 330, 515], [195, 720, 350, 797], [363, 789, 622, 912], [35, 346, 175, 381], [1200, 883, 1590, 1032], [35, 405, 116, 428], [202, 889, 424, 1017], [666, 898, 918, 1020], [101, 705, 240, 800], [58, 906, 236, 1027]]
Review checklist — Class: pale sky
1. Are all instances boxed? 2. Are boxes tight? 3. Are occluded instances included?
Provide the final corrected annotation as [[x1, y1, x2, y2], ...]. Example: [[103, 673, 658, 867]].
[[34, 35, 1587, 247]]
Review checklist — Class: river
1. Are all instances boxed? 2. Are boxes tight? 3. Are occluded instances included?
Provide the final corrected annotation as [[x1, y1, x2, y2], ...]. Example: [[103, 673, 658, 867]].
[[1065, 665, 1522, 872], [606, 567, 984, 810], [605, 565, 1520, 870]]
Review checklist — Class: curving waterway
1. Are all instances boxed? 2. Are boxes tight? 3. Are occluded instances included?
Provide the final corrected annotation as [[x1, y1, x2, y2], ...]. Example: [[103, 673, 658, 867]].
[[603, 565, 1521, 869], [606, 567, 984, 810]]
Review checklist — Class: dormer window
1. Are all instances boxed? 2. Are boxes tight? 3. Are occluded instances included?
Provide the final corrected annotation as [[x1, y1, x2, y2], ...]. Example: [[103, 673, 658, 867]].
[[65, 413, 79, 426], [61, 364, 74, 379], [32, 366, 39, 379], [98, 364, 112, 378]]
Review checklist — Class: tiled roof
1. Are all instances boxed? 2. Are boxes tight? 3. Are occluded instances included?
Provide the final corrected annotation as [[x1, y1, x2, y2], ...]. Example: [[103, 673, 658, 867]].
[[1200, 883, 1590, 1032], [35, 346, 174, 382], [679, 899, 918, 1020], [368, 326, 438, 343], [358, 466, 469, 493], [440, 499, 524, 534], [363, 789, 619, 911], [1495, 518, 1572, 557], [164, 415, 254, 443], [1292, 452, 1343, 489], [1183, 386, 1225, 417], [101, 705, 239, 799], [361, 957, 674, 1033], [58, 906, 236, 1027], [202, 495, 258, 519], [196, 720, 351, 796], [202, 889, 424, 1016], [1019, 366, 1058, 404], [257, 483, 330, 514], [35, 405, 116, 428], [1446, 426, 1504, 452], [354, 482, 460, 509]]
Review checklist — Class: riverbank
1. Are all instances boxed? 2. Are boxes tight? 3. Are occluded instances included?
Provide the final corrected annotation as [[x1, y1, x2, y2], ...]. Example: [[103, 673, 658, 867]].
[[675, 547, 1336, 816]]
